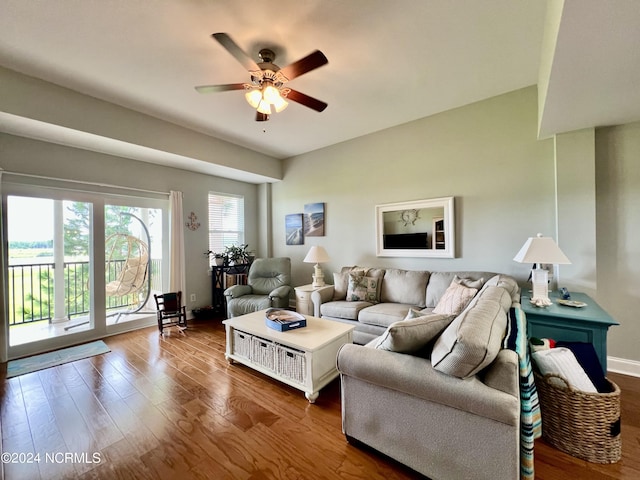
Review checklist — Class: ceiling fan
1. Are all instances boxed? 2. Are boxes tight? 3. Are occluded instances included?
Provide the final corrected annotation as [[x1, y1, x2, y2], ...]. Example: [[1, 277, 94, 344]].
[[195, 33, 328, 122]]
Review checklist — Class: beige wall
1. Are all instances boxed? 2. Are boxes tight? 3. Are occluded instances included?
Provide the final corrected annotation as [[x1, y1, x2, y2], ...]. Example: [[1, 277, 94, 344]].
[[555, 128, 597, 293], [271, 87, 556, 288], [595, 121, 640, 362]]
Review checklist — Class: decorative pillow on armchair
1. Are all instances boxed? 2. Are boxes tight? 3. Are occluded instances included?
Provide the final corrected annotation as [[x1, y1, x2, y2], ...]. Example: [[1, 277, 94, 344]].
[[346, 273, 379, 302], [432, 281, 478, 315]]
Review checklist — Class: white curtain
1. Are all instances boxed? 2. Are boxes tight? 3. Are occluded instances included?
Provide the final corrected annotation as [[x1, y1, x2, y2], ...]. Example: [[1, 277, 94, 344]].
[[169, 190, 186, 295], [0, 170, 7, 362]]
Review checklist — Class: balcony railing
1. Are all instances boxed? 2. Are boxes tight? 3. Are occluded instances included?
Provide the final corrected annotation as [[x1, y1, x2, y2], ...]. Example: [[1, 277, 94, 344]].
[[7, 259, 162, 326]]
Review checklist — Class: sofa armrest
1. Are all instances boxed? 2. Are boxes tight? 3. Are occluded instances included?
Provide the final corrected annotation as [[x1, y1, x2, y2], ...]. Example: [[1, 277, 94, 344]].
[[337, 343, 519, 426], [310, 285, 335, 317], [269, 285, 293, 300], [224, 284, 252, 299], [482, 349, 519, 397]]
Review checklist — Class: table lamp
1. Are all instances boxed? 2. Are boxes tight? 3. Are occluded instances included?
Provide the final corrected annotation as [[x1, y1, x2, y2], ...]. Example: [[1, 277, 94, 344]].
[[514, 233, 571, 306], [303, 246, 330, 287]]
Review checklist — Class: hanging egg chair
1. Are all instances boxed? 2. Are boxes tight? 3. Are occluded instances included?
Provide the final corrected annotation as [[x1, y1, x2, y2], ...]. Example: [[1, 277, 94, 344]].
[[105, 233, 149, 297], [65, 212, 152, 330], [104, 212, 152, 320]]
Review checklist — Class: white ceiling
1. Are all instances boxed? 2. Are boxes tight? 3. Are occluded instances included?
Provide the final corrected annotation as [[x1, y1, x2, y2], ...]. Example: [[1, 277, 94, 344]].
[[1, 0, 639, 166]]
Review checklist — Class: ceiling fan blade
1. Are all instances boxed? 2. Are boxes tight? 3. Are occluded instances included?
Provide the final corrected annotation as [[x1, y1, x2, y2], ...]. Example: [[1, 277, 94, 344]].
[[278, 50, 328, 81], [195, 83, 246, 94], [286, 89, 328, 112], [256, 112, 270, 122], [212, 32, 261, 72]]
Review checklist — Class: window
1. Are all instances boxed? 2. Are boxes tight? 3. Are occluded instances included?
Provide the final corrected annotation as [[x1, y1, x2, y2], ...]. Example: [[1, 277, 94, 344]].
[[208, 192, 244, 264]]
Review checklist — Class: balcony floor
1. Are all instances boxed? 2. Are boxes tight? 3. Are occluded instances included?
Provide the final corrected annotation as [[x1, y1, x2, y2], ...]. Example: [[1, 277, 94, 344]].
[[9, 310, 154, 346]]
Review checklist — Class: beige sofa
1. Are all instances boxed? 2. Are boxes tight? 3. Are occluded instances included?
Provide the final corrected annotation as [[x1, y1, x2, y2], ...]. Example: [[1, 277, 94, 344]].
[[311, 267, 503, 344], [332, 268, 523, 479]]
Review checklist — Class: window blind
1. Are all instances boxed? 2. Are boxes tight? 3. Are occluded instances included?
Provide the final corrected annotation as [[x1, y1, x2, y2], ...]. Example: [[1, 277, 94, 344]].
[[208, 192, 244, 263]]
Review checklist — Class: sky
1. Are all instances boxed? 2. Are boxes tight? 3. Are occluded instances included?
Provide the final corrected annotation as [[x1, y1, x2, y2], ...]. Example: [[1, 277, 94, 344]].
[[7, 196, 54, 242]]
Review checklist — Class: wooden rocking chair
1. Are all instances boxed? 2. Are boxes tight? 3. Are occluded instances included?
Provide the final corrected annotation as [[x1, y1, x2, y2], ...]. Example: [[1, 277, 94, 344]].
[[154, 291, 187, 335]]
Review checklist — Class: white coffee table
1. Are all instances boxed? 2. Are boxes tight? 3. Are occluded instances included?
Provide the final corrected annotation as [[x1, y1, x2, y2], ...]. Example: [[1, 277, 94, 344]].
[[223, 310, 354, 403]]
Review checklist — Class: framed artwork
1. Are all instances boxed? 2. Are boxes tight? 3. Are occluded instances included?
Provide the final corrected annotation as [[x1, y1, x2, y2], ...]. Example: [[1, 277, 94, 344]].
[[285, 214, 304, 245], [304, 202, 325, 237]]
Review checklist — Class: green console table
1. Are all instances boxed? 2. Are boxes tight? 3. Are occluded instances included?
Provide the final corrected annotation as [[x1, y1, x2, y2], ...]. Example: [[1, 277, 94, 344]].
[[521, 291, 619, 372]]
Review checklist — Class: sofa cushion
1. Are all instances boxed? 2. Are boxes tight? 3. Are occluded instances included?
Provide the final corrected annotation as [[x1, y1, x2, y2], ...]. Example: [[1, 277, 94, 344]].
[[432, 281, 478, 315], [454, 274, 484, 290], [347, 273, 380, 302], [320, 300, 372, 321], [380, 269, 430, 307], [404, 308, 423, 319], [431, 299, 508, 378], [373, 314, 455, 353], [333, 267, 365, 300], [425, 271, 494, 308], [468, 285, 513, 312], [482, 274, 520, 303], [358, 303, 414, 328], [334, 267, 384, 300]]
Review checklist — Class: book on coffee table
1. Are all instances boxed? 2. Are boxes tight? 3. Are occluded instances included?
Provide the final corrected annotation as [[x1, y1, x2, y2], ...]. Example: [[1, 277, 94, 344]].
[[265, 309, 307, 332]]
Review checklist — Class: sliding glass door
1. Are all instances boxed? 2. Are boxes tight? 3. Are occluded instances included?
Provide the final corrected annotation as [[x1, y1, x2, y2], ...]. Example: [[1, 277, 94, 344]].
[[3, 183, 169, 359], [103, 202, 166, 330], [6, 196, 94, 348]]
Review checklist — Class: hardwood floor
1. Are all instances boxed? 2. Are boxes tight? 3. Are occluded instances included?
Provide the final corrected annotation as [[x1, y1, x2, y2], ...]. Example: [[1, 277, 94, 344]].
[[1, 318, 638, 480]]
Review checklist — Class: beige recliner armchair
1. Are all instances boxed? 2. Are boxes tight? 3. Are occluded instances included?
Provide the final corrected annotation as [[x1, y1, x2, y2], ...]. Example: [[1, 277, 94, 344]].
[[224, 257, 293, 318]]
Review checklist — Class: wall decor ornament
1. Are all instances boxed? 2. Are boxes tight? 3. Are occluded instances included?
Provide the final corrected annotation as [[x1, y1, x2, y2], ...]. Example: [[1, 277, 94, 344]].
[[185, 211, 200, 231], [400, 209, 420, 226]]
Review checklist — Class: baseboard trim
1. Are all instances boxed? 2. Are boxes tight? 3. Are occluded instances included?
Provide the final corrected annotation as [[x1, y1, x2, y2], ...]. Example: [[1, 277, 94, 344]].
[[608, 356, 640, 378]]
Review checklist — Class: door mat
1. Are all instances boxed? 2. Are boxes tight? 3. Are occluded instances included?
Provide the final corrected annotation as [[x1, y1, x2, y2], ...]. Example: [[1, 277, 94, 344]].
[[6, 340, 111, 378]]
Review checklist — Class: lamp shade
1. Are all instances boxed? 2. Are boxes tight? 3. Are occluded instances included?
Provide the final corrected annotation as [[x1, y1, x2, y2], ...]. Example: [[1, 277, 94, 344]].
[[513, 233, 571, 265], [303, 246, 330, 264]]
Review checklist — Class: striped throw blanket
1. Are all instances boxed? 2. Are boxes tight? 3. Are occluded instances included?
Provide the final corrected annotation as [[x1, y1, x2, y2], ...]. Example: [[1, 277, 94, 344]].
[[504, 306, 542, 480]]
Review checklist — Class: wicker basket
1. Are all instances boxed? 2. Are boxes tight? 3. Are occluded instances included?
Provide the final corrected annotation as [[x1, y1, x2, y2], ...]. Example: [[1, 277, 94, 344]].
[[534, 372, 621, 463], [276, 345, 306, 385], [251, 337, 276, 372], [232, 330, 253, 359]]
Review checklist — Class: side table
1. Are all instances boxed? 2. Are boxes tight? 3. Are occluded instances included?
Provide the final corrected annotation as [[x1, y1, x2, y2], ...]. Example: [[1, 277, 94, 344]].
[[521, 291, 619, 372], [294, 284, 323, 315], [211, 263, 251, 316]]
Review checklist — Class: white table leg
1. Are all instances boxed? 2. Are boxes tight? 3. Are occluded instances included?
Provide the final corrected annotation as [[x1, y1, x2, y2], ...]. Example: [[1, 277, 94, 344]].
[[305, 391, 319, 403]]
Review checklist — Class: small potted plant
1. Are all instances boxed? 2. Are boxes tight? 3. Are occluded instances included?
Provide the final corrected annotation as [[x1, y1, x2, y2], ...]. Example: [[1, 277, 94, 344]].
[[224, 244, 253, 265], [205, 250, 226, 266]]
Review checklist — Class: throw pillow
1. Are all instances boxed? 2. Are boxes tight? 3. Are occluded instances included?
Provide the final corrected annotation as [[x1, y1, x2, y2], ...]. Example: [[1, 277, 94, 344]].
[[431, 299, 507, 378], [373, 314, 455, 353], [404, 308, 423, 320], [453, 274, 484, 290], [333, 267, 366, 300], [346, 274, 379, 302], [432, 281, 478, 315]]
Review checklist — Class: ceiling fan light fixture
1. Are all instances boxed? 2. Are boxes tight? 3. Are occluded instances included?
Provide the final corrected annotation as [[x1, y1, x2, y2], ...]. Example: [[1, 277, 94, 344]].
[[272, 95, 289, 113], [262, 84, 281, 104], [245, 89, 262, 109], [257, 99, 272, 115]]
